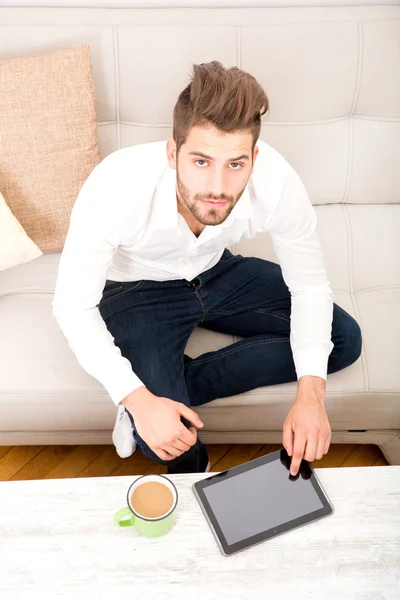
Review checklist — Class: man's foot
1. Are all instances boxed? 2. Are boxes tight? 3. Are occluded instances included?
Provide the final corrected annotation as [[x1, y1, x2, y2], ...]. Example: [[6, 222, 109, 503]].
[[167, 440, 209, 474], [112, 406, 137, 458]]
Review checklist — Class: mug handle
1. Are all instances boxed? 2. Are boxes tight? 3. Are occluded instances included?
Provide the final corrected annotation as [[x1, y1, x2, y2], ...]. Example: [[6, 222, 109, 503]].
[[114, 506, 136, 527]]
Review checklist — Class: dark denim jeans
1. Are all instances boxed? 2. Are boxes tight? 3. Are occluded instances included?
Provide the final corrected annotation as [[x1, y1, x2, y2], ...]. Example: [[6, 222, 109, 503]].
[[99, 249, 362, 469]]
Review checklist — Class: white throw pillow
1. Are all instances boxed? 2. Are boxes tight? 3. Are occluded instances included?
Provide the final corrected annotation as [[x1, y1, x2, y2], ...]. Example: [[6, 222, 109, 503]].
[[0, 191, 42, 271]]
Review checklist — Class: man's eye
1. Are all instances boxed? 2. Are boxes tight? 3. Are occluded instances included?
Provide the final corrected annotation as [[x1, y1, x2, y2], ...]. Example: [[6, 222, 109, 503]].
[[194, 160, 242, 169]]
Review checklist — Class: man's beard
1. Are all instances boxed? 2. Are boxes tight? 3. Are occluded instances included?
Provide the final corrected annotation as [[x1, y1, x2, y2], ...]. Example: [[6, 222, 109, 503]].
[[176, 169, 246, 226]]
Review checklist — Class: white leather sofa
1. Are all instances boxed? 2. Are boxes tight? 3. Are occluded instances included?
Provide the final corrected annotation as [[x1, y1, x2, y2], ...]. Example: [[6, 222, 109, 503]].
[[0, 2, 399, 465]]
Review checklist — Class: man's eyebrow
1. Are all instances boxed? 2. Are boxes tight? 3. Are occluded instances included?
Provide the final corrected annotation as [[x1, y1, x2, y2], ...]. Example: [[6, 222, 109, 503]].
[[188, 151, 250, 162]]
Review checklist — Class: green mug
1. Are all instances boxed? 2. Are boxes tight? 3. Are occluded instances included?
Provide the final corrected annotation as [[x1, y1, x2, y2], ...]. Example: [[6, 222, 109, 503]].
[[114, 474, 178, 538]]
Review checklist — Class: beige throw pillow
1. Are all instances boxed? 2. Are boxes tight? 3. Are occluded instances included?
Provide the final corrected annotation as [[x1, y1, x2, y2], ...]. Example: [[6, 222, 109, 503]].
[[0, 191, 42, 271], [0, 44, 101, 252]]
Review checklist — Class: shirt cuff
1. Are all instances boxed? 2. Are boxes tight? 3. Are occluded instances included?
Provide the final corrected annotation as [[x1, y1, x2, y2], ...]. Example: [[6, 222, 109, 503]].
[[105, 372, 146, 406], [293, 347, 332, 382]]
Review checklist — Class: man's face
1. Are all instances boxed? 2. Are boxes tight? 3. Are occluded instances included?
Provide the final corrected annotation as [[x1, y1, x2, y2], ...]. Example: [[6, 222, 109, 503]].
[[167, 125, 258, 227]]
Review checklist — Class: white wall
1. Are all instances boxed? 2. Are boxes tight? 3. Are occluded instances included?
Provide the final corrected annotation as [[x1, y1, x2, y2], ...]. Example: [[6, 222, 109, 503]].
[[0, 1, 398, 8]]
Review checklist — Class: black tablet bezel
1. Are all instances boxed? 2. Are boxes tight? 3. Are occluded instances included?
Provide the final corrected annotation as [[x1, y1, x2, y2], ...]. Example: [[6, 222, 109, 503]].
[[193, 448, 334, 556]]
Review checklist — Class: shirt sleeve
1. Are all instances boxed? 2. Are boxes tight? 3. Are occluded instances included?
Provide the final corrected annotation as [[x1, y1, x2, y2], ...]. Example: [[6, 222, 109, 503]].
[[267, 167, 334, 381], [52, 157, 145, 406]]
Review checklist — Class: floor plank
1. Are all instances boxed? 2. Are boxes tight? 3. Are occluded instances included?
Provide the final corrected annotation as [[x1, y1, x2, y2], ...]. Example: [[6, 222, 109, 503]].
[[0, 444, 389, 481], [9, 446, 77, 481], [206, 444, 234, 469], [142, 463, 168, 475], [340, 444, 383, 467], [0, 446, 45, 480], [251, 444, 285, 461], [76, 446, 127, 479], [43, 446, 107, 479], [310, 444, 357, 468], [373, 455, 389, 467], [0, 447, 13, 461], [212, 444, 265, 472], [109, 450, 156, 477]]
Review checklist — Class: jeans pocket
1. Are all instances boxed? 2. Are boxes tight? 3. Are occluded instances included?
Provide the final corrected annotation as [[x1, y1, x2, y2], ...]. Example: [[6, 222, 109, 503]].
[[100, 280, 144, 306], [101, 282, 124, 302]]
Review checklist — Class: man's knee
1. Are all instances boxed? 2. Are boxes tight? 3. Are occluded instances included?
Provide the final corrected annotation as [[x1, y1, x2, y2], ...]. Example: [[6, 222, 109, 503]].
[[332, 304, 362, 369]]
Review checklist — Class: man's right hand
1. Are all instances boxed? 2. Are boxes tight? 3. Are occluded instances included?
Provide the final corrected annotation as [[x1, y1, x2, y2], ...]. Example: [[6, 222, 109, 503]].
[[120, 386, 203, 461]]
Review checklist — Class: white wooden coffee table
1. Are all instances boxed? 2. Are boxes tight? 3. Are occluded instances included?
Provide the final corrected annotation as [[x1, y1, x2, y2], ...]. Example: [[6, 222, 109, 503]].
[[0, 465, 398, 600]]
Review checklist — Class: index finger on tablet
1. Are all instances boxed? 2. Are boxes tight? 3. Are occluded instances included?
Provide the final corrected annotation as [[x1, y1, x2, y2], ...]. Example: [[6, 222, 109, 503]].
[[290, 434, 306, 476]]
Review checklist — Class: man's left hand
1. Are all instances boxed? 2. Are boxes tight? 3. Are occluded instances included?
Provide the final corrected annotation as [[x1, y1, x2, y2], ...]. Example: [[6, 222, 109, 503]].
[[282, 376, 331, 476]]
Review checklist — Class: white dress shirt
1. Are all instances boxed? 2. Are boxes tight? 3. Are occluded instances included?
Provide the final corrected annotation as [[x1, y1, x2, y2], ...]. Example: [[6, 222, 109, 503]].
[[52, 138, 334, 406]]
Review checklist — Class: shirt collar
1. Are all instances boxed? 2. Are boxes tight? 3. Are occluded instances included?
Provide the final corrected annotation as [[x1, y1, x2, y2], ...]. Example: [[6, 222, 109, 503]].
[[152, 165, 254, 232]]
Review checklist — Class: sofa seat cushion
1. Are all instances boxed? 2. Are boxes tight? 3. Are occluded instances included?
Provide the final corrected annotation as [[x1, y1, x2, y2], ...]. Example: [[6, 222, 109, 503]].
[[0, 252, 399, 433]]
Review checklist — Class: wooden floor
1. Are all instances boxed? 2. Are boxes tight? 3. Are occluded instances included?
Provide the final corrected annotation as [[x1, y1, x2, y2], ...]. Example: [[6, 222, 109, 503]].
[[0, 443, 388, 481]]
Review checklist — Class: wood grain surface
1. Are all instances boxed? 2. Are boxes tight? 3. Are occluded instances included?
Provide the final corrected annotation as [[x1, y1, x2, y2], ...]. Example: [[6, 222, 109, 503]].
[[0, 443, 388, 482]]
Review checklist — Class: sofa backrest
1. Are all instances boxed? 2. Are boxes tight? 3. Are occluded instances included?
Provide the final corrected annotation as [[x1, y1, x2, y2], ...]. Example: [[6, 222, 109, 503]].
[[0, 4, 398, 209], [0, 4, 399, 287]]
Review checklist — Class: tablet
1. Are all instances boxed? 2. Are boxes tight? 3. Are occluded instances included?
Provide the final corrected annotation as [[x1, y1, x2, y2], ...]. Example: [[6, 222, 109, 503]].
[[192, 448, 334, 556]]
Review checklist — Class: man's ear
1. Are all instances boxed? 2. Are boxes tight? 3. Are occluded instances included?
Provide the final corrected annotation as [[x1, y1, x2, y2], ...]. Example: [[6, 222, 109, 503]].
[[166, 138, 177, 170], [250, 145, 259, 175]]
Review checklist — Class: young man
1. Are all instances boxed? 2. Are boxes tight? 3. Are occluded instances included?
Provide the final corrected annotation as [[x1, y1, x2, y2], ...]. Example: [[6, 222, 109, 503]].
[[52, 61, 362, 476]]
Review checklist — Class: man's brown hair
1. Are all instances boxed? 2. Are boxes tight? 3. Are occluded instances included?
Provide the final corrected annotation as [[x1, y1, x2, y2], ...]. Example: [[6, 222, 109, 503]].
[[173, 61, 269, 157]]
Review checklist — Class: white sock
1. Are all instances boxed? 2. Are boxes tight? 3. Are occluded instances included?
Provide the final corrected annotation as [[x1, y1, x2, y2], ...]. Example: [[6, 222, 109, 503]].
[[112, 405, 137, 458]]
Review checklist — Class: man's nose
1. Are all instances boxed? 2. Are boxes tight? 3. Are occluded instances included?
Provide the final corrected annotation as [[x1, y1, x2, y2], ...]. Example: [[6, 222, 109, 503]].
[[206, 173, 227, 199]]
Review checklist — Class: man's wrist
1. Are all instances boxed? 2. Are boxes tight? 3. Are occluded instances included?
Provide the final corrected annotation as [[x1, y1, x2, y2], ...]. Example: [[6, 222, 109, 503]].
[[295, 375, 326, 405], [121, 385, 148, 411]]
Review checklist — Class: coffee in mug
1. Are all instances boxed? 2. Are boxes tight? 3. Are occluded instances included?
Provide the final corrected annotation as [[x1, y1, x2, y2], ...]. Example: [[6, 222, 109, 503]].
[[131, 481, 174, 518], [114, 474, 178, 537]]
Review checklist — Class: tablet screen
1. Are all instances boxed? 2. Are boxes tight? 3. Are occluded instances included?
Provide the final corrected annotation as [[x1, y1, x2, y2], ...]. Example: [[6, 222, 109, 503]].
[[202, 456, 324, 546]]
